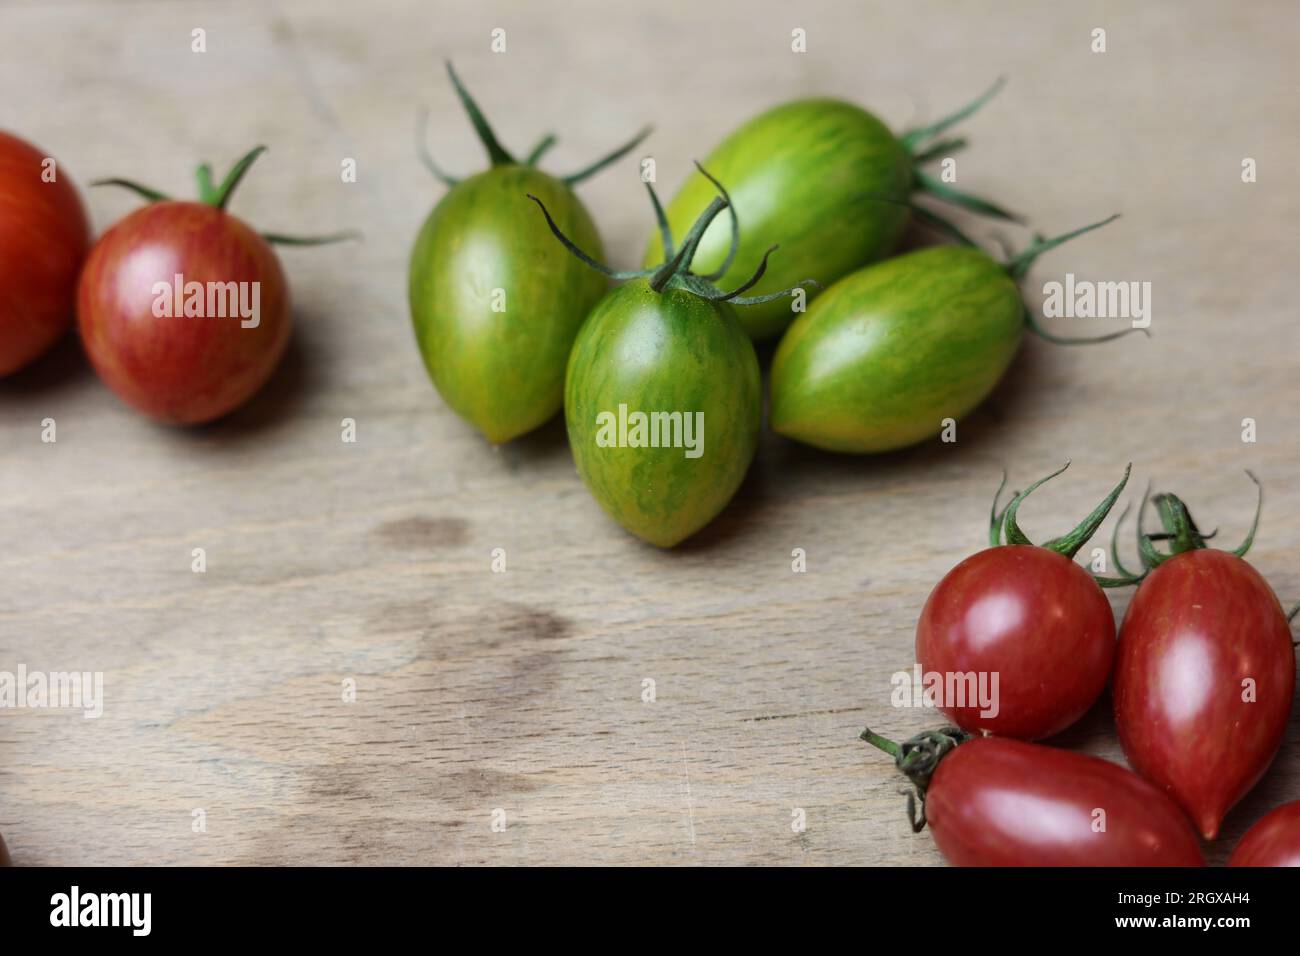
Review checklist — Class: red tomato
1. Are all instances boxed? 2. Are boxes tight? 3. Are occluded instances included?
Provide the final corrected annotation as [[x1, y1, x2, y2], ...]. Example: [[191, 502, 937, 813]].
[[77, 200, 290, 424], [928, 736, 1204, 866], [1229, 800, 1300, 866], [864, 729, 1204, 866], [1114, 548, 1294, 840], [916, 545, 1115, 739], [0, 130, 90, 376]]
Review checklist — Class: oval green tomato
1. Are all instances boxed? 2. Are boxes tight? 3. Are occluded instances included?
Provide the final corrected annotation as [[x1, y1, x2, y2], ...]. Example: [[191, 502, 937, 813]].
[[409, 165, 608, 443], [565, 281, 761, 547], [643, 99, 911, 341], [769, 246, 1025, 454]]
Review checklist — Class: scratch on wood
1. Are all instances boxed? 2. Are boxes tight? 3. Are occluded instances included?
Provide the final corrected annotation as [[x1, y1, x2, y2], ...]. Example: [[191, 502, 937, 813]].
[[681, 742, 696, 848], [743, 706, 862, 722]]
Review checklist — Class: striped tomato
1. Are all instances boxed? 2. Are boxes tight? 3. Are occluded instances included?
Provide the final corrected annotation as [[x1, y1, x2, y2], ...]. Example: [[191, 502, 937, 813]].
[[643, 82, 1017, 340], [409, 63, 648, 444], [0, 130, 90, 376], [1113, 478, 1295, 840]]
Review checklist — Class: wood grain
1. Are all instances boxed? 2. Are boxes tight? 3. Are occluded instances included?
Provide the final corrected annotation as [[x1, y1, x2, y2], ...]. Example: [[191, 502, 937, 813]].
[[1, 0, 1297, 865]]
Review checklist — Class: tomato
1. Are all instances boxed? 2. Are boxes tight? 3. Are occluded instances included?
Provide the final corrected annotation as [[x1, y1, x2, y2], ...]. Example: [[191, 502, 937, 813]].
[[533, 172, 809, 546], [565, 280, 760, 546], [644, 82, 1018, 340], [863, 728, 1205, 866], [770, 216, 1137, 453], [77, 147, 346, 424], [914, 463, 1133, 740], [0, 831, 10, 866], [0, 130, 90, 376], [1229, 800, 1300, 866], [409, 63, 648, 443], [1113, 480, 1294, 840]]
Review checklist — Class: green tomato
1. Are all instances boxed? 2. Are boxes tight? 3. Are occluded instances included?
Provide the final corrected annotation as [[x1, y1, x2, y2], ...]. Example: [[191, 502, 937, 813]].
[[565, 280, 761, 547], [407, 62, 650, 443], [644, 100, 909, 342], [769, 211, 1132, 454], [409, 166, 607, 443], [642, 82, 1015, 341], [769, 246, 1024, 453]]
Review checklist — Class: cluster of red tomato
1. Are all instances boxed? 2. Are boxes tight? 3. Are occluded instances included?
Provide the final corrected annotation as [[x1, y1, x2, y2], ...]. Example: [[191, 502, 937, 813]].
[[865, 464, 1299, 866], [0, 131, 348, 422]]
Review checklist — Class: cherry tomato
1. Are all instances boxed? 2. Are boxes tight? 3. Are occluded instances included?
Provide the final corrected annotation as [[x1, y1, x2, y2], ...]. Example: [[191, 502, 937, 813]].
[[79, 201, 289, 423], [530, 169, 809, 546], [915, 463, 1133, 740], [77, 146, 349, 424], [409, 63, 647, 444], [1229, 800, 1300, 867], [1112, 480, 1294, 840], [863, 727, 1205, 866], [0, 130, 90, 376], [1114, 522, 1294, 838]]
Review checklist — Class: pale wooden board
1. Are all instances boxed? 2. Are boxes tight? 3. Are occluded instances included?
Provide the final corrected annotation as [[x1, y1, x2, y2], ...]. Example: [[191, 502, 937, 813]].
[[1, 0, 1297, 865]]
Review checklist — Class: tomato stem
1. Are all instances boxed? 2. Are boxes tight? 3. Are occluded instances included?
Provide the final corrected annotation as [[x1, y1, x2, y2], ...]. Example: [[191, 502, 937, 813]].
[[561, 125, 653, 186], [90, 178, 171, 203], [650, 195, 729, 291], [524, 133, 558, 166], [419, 63, 649, 189], [909, 203, 980, 248], [913, 169, 1023, 223], [995, 462, 1142, 585], [688, 162, 740, 281], [647, 182, 674, 261], [262, 231, 361, 247], [900, 77, 1023, 223], [859, 727, 901, 757], [1005, 214, 1120, 280], [988, 470, 1012, 547], [909, 136, 968, 165], [211, 145, 268, 211], [1003, 213, 1152, 345], [1043, 463, 1132, 560], [446, 61, 516, 167], [900, 76, 1006, 153], [94, 148, 354, 244], [862, 726, 968, 832], [531, 174, 818, 305], [1110, 498, 1143, 581], [416, 107, 461, 187], [195, 164, 218, 205], [1136, 472, 1263, 569], [526, 194, 655, 280]]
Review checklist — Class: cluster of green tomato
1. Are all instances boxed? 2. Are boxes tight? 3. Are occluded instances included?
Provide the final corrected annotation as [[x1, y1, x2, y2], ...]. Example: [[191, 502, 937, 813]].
[[409, 65, 1138, 547]]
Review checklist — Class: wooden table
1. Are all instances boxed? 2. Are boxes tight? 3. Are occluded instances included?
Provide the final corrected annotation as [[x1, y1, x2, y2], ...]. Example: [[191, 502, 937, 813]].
[[2, 0, 1297, 865]]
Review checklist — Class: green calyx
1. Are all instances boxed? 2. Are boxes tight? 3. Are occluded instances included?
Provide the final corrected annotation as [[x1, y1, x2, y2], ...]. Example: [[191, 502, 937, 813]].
[[92, 146, 359, 247], [528, 163, 820, 304], [1008, 215, 1148, 346], [1112, 472, 1264, 577], [989, 461, 1140, 587], [419, 61, 651, 188], [898, 77, 1022, 227], [860, 725, 969, 832]]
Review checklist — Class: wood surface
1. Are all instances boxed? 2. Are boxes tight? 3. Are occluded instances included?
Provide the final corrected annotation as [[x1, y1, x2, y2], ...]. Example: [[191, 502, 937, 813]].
[[1, 0, 1297, 865]]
